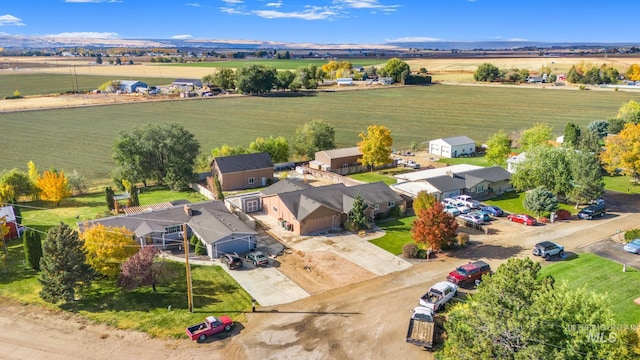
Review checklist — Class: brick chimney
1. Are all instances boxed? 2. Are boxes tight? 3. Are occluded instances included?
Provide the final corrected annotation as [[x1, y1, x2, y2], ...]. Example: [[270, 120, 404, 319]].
[[184, 204, 192, 216]]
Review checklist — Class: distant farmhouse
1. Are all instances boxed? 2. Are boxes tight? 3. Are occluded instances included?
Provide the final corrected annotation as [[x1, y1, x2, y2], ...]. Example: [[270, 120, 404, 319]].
[[117, 80, 147, 93], [427, 136, 476, 158]]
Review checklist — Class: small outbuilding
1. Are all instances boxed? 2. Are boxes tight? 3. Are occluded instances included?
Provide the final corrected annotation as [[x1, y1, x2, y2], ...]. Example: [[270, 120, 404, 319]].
[[428, 136, 475, 158], [117, 80, 147, 93], [172, 78, 203, 89]]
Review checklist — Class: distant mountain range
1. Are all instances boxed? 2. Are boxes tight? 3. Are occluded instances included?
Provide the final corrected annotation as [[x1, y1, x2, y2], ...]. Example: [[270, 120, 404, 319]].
[[1, 34, 638, 51]]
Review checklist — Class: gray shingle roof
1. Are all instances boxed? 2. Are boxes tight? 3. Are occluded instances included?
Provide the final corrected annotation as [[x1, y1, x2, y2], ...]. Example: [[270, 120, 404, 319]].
[[261, 179, 313, 196], [458, 166, 511, 182], [214, 152, 273, 174], [437, 135, 475, 146], [79, 201, 256, 244], [276, 182, 403, 220], [425, 175, 467, 192]]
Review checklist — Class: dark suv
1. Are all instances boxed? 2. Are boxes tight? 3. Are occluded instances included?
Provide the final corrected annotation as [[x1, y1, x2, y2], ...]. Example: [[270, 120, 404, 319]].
[[220, 254, 242, 270], [532, 241, 564, 260], [577, 204, 606, 220]]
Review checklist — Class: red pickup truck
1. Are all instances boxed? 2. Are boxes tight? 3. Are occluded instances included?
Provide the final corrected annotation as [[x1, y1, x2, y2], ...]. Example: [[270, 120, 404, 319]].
[[186, 315, 233, 341], [447, 260, 492, 287]]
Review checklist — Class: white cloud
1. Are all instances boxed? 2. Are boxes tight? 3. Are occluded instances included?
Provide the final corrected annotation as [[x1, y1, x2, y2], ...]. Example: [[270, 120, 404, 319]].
[[184, 2, 201, 7], [334, 0, 399, 11], [44, 32, 119, 39], [221, 0, 243, 3], [265, 1, 282, 8], [64, 0, 122, 3], [0, 14, 25, 26], [171, 34, 193, 39], [385, 36, 442, 43], [220, 7, 246, 14], [254, 7, 338, 20]]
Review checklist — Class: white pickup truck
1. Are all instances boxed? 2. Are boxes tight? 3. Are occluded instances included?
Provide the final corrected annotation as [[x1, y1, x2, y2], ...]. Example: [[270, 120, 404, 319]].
[[455, 195, 480, 209], [419, 281, 458, 312]]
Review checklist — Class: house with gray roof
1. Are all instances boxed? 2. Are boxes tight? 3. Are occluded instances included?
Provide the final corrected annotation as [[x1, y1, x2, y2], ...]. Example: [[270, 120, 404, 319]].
[[212, 152, 274, 191], [428, 135, 476, 158], [117, 80, 147, 93], [261, 181, 403, 235], [391, 166, 512, 201], [78, 200, 257, 259]]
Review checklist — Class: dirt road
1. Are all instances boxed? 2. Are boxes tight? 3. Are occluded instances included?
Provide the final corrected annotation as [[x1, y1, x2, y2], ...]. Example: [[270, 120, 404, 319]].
[[2, 198, 639, 359]]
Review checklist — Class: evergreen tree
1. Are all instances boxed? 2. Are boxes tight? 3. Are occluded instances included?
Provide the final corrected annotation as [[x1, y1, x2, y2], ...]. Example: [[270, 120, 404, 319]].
[[213, 175, 224, 200], [347, 193, 369, 231], [39, 223, 94, 303], [23, 229, 42, 271], [105, 187, 115, 211], [130, 186, 140, 207]]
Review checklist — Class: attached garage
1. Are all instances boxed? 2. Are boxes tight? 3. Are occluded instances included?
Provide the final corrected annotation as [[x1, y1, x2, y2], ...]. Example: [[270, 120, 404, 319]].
[[210, 235, 256, 258]]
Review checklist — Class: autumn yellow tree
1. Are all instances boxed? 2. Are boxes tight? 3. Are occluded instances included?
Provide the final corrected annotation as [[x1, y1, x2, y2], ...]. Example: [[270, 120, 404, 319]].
[[27, 161, 41, 200], [626, 64, 640, 81], [82, 224, 139, 278], [600, 123, 640, 181], [0, 184, 15, 204], [36, 170, 71, 206], [358, 125, 393, 171]]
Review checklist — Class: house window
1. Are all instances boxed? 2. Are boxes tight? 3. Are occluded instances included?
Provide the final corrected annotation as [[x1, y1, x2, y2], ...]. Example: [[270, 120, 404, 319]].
[[373, 204, 380, 210], [248, 177, 255, 184], [165, 225, 181, 234], [342, 163, 349, 169], [476, 185, 484, 192], [388, 201, 395, 208], [272, 206, 278, 212]]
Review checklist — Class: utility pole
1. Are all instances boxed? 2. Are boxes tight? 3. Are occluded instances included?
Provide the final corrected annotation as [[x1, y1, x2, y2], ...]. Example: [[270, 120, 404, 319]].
[[183, 224, 193, 313]]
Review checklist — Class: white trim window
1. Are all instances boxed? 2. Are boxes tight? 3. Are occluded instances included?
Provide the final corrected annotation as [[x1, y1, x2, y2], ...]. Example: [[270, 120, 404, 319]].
[[373, 204, 380, 210], [388, 201, 395, 208], [248, 177, 255, 185]]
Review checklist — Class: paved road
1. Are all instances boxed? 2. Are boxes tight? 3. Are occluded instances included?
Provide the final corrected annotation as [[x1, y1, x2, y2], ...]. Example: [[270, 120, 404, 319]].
[[583, 239, 640, 270]]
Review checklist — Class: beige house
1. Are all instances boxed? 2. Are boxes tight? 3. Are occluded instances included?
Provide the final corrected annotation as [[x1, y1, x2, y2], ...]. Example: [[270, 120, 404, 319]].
[[212, 152, 274, 191], [310, 147, 364, 175]]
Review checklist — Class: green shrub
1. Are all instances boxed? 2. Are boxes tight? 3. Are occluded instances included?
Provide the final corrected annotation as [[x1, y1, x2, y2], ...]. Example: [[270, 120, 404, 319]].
[[402, 243, 419, 258], [456, 233, 470, 247], [625, 229, 640, 243]]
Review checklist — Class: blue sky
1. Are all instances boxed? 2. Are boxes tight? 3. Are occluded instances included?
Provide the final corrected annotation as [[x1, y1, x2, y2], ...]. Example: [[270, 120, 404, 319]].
[[0, 0, 636, 44]]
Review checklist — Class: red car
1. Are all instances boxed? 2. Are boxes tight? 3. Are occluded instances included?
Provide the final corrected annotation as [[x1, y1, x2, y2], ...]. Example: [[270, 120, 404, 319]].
[[507, 214, 536, 225]]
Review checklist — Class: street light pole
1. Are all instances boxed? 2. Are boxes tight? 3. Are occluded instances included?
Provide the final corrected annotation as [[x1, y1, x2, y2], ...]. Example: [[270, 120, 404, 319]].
[[183, 224, 193, 313]]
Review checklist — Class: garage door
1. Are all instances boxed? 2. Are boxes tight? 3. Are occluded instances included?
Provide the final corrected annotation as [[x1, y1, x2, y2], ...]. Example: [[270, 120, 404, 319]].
[[213, 236, 255, 257]]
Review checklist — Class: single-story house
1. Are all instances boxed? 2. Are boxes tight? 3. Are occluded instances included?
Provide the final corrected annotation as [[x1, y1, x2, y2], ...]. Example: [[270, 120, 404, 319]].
[[0, 205, 22, 239], [391, 165, 512, 201], [261, 181, 404, 235], [310, 147, 364, 175], [78, 200, 257, 260], [506, 152, 526, 173], [118, 80, 147, 93], [337, 78, 353, 86], [172, 78, 203, 89], [428, 136, 476, 158], [378, 77, 394, 85], [212, 152, 274, 191]]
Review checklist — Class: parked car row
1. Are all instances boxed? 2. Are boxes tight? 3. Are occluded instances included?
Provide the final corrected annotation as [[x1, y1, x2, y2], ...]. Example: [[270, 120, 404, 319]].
[[219, 250, 270, 270]]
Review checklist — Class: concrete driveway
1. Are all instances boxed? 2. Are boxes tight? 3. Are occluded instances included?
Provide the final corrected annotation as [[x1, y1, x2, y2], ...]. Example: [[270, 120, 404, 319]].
[[583, 238, 640, 270], [253, 213, 412, 276]]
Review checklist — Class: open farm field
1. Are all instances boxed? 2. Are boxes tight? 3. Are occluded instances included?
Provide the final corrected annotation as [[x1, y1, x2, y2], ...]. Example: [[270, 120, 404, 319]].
[[1, 84, 638, 183], [163, 58, 387, 70], [0, 73, 172, 98]]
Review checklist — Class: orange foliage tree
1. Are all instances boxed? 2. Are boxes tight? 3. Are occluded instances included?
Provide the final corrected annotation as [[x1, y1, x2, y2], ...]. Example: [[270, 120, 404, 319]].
[[81, 224, 139, 278], [600, 122, 640, 181], [36, 170, 70, 206], [411, 201, 458, 251]]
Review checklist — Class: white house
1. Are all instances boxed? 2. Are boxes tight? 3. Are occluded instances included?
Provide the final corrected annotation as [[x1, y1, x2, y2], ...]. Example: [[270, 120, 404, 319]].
[[428, 136, 476, 158], [507, 152, 526, 173]]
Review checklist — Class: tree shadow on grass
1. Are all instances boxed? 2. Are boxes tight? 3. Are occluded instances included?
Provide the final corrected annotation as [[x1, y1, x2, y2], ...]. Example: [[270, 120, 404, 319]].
[[447, 244, 525, 261]]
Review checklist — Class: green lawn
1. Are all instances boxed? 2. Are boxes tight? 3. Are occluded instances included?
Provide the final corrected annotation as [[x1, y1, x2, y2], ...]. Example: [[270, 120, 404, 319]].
[[539, 253, 640, 324], [1, 85, 638, 184], [0, 73, 172, 98], [163, 59, 386, 70], [438, 156, 492, 167], [0, 241, 252, 338], [483, 191, 576, 217], [603, 174, 640, 194], [371, 216, 415, 255]]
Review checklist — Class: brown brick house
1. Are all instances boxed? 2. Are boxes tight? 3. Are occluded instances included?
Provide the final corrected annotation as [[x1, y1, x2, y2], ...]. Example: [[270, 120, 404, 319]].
[[261, 180, 404, 235], [212, 152, 274, 191]]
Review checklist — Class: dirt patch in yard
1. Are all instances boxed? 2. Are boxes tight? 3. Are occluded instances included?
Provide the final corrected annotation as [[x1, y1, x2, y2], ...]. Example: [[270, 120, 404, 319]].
[[273, 250, 376, 295]]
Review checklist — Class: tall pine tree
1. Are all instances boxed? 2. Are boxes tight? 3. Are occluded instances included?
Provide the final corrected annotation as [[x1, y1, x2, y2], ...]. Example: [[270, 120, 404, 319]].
[[23, 229, 42, 271], [347, 193, 369, 231], [39, 223, 94, 303]]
